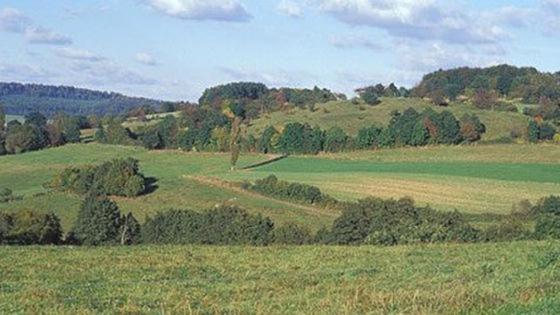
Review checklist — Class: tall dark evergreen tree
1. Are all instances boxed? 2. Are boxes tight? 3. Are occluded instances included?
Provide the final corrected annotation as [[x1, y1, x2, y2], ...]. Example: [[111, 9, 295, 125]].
[[73, 194, 122, 245]]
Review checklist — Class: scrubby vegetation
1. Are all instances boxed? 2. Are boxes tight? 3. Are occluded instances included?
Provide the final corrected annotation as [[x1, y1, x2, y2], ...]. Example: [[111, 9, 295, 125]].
[[48, 158, 147, 197]]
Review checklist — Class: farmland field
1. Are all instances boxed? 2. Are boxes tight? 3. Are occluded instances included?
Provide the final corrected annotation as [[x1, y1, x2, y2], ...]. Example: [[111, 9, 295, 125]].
[[1, 143, 559, 232], [1, 241, 559, 314]]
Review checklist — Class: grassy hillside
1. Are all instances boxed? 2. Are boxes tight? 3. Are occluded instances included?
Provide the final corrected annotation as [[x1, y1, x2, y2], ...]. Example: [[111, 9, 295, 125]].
[[248, 97, 530, 141], [1, 241, 559, 313], [0, 144, 337, 231], [1, 143, 558, 232]]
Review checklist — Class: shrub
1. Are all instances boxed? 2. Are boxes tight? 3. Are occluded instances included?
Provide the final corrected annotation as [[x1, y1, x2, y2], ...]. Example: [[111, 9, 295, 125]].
[[73, 194, 123, 245], [483, 216, 533, 242], [0, 188, 14, 203], [249, 175, 325, 204], [49, 158, 147, 197], [535, 214, 560, 239], [273, 223, 312, 245], [0, 210, 62, 245], [328, 197, 480, 245], [142, 206, 274, 246]]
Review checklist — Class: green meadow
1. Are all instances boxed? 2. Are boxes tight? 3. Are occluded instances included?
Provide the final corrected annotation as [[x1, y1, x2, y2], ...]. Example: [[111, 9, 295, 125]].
[[1, 241, 559, 314]]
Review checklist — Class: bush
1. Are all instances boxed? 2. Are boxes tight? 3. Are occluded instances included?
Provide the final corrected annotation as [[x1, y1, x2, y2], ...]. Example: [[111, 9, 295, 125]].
[[142, 205, 274, 246], [328, 197, 480, 245], [0, 210, 62, 245], [535, 214, 560, 239], [532, 195, 560, 239], [49, 158, 147, 197], [273, 223, 312, 245], [248, 175, 326, 204], [73, 194, 123, 245], [483, 216, 532, 242]]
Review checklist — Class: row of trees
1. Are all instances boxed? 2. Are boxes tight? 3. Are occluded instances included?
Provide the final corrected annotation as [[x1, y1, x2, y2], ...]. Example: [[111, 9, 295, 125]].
[[256, 108, 486, 155], [0, 108, 85, 155], [99, 107, 487, 155], [199, 82, 342, 119], [355, 83, 410, 105], [3, 171, 560, 246]]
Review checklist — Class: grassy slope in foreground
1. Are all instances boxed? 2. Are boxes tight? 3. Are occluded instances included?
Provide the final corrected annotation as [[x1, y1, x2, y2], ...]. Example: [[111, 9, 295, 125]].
[[248, 97, 529, 141], [0, 241, 559, 314]]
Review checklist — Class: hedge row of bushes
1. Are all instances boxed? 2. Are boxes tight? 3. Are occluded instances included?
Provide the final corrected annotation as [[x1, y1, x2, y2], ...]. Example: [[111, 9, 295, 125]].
[[47, 158, 147, 197], [3, 175, 560, 246], [242, 175, 343, 210], [0, 210, 62, 245]]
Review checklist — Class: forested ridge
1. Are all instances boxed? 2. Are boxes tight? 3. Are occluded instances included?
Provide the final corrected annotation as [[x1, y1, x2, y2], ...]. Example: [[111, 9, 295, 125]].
[[0, 82, 162, 116]]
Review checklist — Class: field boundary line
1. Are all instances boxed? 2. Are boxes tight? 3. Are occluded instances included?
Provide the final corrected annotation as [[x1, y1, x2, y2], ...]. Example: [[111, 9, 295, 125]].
[[185, 175, 339, 218]]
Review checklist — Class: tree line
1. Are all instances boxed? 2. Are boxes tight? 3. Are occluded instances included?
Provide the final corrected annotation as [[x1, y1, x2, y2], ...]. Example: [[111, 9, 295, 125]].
[[98, 107, 488, 156], [0, 109, 85, 155], [0, 82, 162, 116], [413, 64, 560, 104]]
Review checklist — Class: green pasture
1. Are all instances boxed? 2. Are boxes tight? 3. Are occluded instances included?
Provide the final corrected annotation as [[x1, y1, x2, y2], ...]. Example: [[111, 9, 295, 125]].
[[0, 241, 559, 314]]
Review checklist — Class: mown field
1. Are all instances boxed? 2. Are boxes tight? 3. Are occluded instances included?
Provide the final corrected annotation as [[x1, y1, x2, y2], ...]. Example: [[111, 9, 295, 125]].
[[1, 241, 559, 314], [248, 97, 529, 141]]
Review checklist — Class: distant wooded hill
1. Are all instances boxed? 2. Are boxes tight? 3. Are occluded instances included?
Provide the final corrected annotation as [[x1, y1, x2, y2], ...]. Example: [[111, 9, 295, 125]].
[[413, 64, 560, 103], [0, 82, 162, 117]]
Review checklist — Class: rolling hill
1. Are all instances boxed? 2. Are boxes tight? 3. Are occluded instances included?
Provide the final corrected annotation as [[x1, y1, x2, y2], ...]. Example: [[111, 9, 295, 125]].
[[0, 82, 162, 116], [247, 97, 530, 142]]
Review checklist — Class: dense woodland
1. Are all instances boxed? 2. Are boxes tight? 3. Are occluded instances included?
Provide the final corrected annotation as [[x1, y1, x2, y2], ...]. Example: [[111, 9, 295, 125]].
[[0, 82, 162, 116]]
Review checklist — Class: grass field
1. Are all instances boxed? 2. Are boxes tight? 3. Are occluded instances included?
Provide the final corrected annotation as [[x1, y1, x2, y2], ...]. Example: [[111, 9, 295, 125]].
[[1, 241, 559, 314], [1, 143, 559, 232], [248, 97, 529, 141]]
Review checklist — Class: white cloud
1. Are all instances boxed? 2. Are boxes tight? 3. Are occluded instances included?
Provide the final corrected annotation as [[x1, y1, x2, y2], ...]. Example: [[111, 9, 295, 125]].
[[317, 0, 506, 45], [329, 35, 383, 50], [55, 47, 105, 62], [135, 52, 158, 66], [145, 0, 252, 22], [0, 7, 30, 32], [0, 7, 72, 45], [25, 27, 72, 45], [220, 66, 317, 87], [396, 41, 506, 75], [277, 0, 303, 18], [0, 62, 56, 82], [68, 61, 158, 86]]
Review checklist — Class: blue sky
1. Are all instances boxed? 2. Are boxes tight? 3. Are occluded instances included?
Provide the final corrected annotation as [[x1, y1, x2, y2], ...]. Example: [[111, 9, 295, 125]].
[[1, 0, 559, 101]]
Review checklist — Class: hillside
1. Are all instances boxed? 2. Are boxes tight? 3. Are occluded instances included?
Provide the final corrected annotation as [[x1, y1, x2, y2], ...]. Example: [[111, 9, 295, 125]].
[[248, 97, 530, 141], [1, 143, 558, 232], [0, 82, 162, 116]]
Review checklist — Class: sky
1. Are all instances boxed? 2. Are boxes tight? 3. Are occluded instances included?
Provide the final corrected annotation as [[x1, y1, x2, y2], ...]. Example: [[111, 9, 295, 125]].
[[0, 0, 559, 101]]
